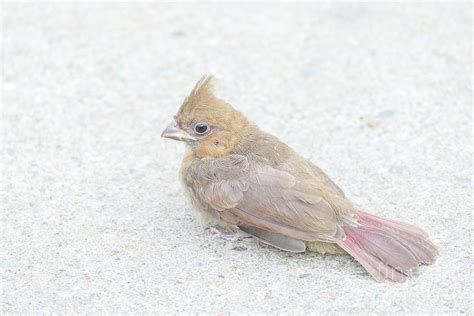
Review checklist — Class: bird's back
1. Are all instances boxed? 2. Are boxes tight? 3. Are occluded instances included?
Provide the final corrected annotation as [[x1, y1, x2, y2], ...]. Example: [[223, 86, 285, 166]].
[[232, 128, 347, 199]]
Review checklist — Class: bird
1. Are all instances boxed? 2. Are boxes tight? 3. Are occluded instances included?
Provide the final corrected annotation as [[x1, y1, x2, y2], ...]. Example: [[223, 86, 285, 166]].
[[161, 75, 438, 282]]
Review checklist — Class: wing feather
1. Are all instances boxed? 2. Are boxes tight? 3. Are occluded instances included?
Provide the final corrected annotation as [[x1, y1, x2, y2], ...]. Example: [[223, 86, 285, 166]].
[[186, 155, 346, 242]]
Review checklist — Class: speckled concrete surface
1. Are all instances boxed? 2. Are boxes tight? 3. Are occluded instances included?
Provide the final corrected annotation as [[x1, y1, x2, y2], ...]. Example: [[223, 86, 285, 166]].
[[2, 2, 472, 314]]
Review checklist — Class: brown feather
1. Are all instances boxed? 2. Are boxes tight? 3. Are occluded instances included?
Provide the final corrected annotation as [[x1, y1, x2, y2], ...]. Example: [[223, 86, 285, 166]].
[[171, 75, 437, 282]]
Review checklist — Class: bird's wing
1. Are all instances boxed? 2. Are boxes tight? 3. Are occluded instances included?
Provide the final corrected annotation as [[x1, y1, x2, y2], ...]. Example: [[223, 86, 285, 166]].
[[185, 155, 348, 246]]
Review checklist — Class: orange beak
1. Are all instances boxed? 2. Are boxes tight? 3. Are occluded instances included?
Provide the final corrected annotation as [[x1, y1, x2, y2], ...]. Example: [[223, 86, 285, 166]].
[[161, 117, 197, 142]]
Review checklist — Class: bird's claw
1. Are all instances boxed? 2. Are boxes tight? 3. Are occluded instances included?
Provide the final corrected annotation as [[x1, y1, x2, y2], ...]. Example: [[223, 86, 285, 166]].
[[209, 227, 252, 241], [210, 227, 240, 241]]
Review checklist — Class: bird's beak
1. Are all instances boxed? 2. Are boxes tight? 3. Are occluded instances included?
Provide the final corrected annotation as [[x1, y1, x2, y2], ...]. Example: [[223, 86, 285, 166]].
[[161, 117, 197, 142]]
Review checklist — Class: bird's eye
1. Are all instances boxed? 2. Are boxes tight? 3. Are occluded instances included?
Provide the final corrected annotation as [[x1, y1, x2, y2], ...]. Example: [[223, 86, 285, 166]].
[[194, 122, 209, 135]]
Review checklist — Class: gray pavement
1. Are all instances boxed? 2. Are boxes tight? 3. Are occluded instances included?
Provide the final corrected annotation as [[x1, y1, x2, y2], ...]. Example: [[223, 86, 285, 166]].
[[2, 2, 472, 314]]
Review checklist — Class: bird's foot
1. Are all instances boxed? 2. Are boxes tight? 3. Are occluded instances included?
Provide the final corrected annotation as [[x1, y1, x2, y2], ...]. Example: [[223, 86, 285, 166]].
[[209, 227, 251, 241]]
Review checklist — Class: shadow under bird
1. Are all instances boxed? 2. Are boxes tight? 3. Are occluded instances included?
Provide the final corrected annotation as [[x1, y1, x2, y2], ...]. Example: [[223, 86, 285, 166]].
[[161, 75, 438, 282]]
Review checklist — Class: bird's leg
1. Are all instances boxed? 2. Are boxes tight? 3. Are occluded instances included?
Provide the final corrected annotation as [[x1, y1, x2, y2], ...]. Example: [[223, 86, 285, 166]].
[[209, 227, 239, 241], [209, 226, 252, 241]]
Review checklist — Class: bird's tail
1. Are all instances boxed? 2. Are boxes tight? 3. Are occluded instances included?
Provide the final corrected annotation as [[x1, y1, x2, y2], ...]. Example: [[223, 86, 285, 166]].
[[337, 210, 438, 282]]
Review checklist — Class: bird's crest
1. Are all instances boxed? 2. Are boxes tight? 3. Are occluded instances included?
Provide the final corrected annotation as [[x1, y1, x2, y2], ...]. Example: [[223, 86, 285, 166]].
[[175, 75, 252, 142], [177, 75, 216, 119], [187, 74, 214, 102]]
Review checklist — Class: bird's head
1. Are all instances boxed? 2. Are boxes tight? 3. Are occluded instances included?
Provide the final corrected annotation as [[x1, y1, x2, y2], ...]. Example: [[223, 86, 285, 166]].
[[161, 75, 254, 158]]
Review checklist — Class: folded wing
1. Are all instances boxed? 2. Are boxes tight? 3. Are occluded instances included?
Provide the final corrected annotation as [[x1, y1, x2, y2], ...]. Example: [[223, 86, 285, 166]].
[[185, 155, 348, 247]]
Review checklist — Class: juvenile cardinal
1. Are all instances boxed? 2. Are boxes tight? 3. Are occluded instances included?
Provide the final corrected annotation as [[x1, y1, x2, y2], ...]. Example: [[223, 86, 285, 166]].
[[161, 75, 437, 282]]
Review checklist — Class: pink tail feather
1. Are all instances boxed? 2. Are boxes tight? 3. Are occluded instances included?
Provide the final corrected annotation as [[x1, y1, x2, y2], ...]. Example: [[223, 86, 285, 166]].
[[337, 211, 438, 282]]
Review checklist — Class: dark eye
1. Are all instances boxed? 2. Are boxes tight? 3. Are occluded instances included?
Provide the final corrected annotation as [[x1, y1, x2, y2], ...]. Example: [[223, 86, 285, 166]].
[[194, 122, 209, 134]]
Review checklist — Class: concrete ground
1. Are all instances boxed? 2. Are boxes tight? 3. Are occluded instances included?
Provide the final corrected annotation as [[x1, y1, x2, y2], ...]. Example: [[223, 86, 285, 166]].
[[2, 2, 472, 314]]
